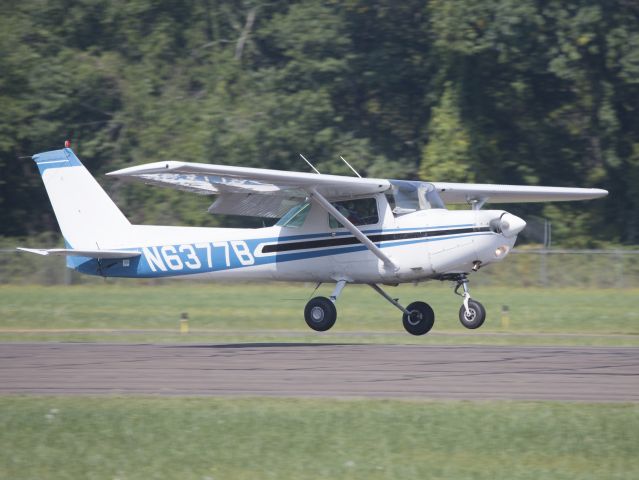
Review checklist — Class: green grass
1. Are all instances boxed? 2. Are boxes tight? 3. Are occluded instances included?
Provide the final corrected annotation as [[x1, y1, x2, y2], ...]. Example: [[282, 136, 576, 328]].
[[0, 283, 638, 344], [1, 397, 637, 480]]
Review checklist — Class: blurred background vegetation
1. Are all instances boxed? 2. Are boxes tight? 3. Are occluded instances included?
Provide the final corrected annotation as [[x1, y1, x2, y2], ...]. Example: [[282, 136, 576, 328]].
[[1, 0, 638, 247]]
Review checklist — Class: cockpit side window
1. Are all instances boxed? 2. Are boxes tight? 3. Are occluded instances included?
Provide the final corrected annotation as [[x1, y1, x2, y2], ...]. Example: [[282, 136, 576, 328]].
[[329, 197, 379, 228], [276, 202, 311, 228]]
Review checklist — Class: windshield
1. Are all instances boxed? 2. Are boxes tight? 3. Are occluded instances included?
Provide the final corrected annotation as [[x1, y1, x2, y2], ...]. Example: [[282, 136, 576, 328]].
[[386, 180, 445, 215]]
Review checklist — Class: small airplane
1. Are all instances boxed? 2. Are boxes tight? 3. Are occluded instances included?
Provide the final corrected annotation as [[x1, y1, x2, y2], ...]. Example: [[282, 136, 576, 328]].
[[18, 143, 607, 335]]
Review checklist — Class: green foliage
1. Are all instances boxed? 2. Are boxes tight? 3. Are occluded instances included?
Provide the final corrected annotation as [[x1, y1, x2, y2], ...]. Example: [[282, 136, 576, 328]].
[[419, 82, 474, 182], [1, 0, 637, 244]]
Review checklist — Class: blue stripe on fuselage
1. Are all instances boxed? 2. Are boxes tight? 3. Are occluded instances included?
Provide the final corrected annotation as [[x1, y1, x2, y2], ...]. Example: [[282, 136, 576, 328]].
[[71, 228, 493, 278]]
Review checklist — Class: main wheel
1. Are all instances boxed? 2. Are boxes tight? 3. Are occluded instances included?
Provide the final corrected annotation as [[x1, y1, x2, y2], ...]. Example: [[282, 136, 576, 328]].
[[459, 299, 486, 329], [304, 296, 337, 332], [402, 301, 435, 336]]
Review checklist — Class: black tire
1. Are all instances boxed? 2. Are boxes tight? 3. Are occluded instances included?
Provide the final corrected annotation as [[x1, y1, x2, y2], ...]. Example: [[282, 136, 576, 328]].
[[459, 299, 486, 329], [402, 301, 435, 336], [304, 296, 337, 332]]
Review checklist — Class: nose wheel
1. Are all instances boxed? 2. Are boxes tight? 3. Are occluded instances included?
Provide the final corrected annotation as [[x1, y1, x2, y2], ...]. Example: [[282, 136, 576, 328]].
[[453, 274, 486, 329], [458, 299, 486, 329]]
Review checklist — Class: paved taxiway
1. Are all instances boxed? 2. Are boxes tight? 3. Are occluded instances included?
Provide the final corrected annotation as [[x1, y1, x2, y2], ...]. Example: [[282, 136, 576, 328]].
[[1, 343, 637, 402]]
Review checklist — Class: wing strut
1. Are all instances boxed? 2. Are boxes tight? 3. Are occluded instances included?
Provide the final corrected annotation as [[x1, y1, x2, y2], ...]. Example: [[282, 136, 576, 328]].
[[308, 188, 398, 271]]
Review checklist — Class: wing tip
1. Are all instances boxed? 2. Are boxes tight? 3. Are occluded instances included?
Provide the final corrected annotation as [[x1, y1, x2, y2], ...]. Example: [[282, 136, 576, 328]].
[[16, 247, 49, 256], [591, 188, 608, 198]]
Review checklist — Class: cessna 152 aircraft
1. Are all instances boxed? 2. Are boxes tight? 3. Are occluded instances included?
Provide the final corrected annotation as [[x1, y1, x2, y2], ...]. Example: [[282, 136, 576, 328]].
[[19, 145, 607, 335]]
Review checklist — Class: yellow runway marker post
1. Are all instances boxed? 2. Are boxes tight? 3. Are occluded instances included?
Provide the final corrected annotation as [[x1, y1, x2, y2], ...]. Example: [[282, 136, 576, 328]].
[[501, 305, 510, 329], [179, 312, 189, 334]]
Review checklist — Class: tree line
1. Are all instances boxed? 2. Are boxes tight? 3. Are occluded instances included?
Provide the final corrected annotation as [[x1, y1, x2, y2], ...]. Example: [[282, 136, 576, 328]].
[[1, 0, 637, 246]]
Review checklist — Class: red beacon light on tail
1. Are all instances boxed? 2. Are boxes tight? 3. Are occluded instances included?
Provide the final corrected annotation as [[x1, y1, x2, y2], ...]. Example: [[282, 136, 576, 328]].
[[64, 140, 71, 148]]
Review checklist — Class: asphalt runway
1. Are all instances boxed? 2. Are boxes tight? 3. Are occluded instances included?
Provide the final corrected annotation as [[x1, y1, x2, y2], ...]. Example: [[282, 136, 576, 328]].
[[1, 343, 638, 402]]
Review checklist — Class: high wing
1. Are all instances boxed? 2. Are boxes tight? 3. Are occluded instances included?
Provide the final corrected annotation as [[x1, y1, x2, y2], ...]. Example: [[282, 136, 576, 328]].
[[431, 182, 608, 206], [107, 161, 607, 215], [107, 161, 390, 218]]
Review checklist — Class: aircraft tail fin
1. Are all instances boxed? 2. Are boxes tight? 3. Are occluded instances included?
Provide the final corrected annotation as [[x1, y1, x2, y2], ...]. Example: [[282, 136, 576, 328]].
[[31, 147, 131, 250]]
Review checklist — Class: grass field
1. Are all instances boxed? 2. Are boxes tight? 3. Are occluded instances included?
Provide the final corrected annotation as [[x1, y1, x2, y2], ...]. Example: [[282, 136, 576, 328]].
[[0, 283, 637, 344], [1, 397, 637, 480]]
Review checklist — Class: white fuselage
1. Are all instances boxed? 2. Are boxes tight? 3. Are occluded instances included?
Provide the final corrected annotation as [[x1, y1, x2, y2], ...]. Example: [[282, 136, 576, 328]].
[[73, 193, 517, 283]]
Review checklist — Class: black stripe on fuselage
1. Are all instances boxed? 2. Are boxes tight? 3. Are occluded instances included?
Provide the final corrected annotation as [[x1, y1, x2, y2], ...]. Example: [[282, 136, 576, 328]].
[[261, 227, 492, 254]]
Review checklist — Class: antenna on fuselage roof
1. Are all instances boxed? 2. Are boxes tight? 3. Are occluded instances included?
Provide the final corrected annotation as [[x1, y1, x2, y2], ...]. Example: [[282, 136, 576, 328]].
[[339, 155, 362, 178], [299, 154, 321, 174]]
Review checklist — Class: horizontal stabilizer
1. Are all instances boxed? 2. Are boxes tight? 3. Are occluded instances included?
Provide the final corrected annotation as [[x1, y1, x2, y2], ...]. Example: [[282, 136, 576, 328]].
[[17, 247, 141, 259]]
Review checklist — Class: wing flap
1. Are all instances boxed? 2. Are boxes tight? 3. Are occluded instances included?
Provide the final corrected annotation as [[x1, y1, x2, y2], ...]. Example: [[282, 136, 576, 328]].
[[17, 248, 141, 259], [107, 161, 390, 199], [127, 173, 297, 196], [207, 193, 303, 218]]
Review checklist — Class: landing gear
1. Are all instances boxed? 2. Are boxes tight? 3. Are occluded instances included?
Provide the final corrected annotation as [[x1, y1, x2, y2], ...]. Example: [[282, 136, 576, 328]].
[[453, 274, 486, 329], [402, 301, 435, 336], [304, 296, 337, 331], [303, 280, 345, 332], [458, 299, 486, 329], [369, 284, 435, 336], [303, 276, 485, 335]]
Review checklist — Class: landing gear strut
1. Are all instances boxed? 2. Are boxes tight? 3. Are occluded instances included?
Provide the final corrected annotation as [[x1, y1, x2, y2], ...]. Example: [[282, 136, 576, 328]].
[[303, 280, 345, 332], [453, 274, 486, 329], [369, 284, 435, 336]]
